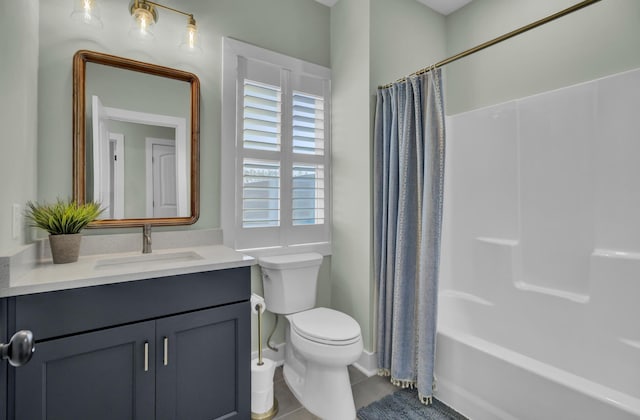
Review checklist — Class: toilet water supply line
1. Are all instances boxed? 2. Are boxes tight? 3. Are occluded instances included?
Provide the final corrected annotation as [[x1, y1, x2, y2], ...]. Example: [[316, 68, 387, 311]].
[[267, 315, 279, 352]]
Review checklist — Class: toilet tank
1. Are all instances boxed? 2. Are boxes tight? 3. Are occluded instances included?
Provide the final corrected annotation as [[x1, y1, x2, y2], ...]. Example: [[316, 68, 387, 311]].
[[258, 253, 323, 314]]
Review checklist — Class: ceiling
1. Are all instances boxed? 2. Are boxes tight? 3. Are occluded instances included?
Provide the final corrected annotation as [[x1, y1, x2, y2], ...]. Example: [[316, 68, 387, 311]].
[[313, 0, 339, 7], [416, 0, 472, 15], [313, 0, 472, 15]]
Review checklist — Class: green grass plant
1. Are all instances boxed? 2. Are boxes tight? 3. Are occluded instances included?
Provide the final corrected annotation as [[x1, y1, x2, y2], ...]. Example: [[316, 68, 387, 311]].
[[25, 199, 103, 235]]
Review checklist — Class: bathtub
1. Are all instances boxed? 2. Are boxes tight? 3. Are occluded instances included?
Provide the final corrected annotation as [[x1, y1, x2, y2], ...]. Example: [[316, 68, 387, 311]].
[[436, 68, 640, 420], [435, 288, 640, 420]]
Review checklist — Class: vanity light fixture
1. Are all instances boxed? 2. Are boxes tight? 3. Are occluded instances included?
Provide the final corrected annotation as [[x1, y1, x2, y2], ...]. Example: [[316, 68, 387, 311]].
[[71, 0, 103, 28], [181, 15, 201, 52], [129, 0, 201, 52]]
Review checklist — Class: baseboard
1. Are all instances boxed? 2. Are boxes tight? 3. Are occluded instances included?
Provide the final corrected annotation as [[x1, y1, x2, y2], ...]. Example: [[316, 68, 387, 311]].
[[352, 349, 377, 377], [251, 342, 286, 366]]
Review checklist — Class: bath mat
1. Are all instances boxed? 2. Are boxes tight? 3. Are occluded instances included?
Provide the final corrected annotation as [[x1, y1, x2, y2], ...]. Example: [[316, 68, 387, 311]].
[[357, 389, 467, 420]]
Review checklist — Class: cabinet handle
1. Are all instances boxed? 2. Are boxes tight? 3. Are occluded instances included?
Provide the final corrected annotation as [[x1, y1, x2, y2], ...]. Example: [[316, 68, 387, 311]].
[[163, 337, 168, 366], [144, 341, 149, 372]]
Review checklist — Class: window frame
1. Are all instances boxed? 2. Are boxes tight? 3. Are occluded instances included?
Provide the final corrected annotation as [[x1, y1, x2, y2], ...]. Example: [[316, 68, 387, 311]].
[[221, 38, 331, 256]]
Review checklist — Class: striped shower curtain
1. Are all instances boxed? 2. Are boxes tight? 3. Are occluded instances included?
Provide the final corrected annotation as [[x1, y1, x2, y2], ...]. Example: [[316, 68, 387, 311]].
[[373, 68, 446, 404]]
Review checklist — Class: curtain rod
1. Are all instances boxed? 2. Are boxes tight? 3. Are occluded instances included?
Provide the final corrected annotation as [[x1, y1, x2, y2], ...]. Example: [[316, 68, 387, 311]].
[[379, 0, 602, 89]]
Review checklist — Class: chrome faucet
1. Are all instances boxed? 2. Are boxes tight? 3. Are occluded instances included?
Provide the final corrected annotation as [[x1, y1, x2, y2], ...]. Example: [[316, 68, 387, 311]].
[[142, 224, 152, 254]]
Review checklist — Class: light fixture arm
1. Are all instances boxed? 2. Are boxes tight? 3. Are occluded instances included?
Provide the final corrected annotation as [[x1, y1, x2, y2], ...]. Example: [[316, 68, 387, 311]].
[[144, 0, 194, 21]]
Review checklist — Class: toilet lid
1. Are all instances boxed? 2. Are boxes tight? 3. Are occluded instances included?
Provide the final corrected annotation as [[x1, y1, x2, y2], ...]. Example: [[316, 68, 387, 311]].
[[289, 307, 361, 345]]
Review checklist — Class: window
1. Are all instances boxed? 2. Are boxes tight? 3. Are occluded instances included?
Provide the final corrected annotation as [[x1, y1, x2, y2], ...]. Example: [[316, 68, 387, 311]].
[[222, 38, 331, 253]]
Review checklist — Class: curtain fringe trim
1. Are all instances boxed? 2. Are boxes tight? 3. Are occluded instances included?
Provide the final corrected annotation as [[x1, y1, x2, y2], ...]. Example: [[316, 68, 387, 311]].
[[377, 369, 434, 406], [377, 368, 391, 377], [418, 392, 434, 406]]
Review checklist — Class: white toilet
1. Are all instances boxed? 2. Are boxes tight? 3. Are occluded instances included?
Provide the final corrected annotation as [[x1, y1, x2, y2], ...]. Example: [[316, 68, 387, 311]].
[[259, 253, 363, 420]]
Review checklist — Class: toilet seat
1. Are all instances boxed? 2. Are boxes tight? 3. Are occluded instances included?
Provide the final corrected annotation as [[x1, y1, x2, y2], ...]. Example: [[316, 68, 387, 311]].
[[288, 307, 361, 346]]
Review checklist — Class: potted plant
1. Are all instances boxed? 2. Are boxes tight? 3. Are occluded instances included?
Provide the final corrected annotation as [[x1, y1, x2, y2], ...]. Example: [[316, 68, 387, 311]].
[[25, 199, 103, 264]]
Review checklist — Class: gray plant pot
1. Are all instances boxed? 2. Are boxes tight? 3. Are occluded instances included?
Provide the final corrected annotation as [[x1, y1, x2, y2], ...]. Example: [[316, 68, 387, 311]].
[[49, 234, 82, 264]]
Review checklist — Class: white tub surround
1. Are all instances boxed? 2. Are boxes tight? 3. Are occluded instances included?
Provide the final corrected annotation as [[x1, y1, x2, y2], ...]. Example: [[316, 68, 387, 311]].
[[0, 229, 254, 297], [437, 68, 640, 419]]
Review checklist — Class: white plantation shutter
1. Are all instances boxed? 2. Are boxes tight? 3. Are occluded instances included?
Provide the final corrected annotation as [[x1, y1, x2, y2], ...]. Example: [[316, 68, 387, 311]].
[[242, 159, 280, 228], [292, 163, 325, 226], [241, 79, 282, 230], [223, 38, 330, 252], [291, 90, 325, 228], [292, 92, 324, 155], [243, 81, 281, 152]]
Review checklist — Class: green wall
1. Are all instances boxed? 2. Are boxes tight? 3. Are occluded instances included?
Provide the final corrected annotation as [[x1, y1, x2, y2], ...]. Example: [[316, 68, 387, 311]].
[[370, 0, 446, 89], [0, 2, 39, 255], [445, 0, 640, 114], [330, 0, 373, 351], [85, 62, 189, 125]]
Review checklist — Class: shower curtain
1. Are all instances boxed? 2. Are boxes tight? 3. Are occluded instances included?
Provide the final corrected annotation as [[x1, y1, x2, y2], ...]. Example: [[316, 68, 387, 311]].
[[373, 68, 445, 404]]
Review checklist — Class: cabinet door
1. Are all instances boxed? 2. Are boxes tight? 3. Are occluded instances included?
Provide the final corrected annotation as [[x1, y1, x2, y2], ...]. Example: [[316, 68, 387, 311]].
[[156, 302, 250, 420], [13, 320, 156, 420]]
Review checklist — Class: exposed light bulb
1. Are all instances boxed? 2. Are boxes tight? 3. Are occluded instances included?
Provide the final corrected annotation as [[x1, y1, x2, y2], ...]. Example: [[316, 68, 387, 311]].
[[137, 12, 150, 31], [180, 16, 202, 53], [129, 1, 156, 41], [71, 0, 103, 28], [82, 0, 91, 16], [187, 25, 196, 49]]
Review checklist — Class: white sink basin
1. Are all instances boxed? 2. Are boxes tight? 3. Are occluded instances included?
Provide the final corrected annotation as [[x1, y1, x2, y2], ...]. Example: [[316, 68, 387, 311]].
[[94, 251, 204, 270]]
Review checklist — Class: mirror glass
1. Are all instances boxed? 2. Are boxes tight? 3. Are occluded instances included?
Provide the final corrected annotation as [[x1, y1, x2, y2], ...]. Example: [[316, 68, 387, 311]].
[[73, 50, 200, 227]]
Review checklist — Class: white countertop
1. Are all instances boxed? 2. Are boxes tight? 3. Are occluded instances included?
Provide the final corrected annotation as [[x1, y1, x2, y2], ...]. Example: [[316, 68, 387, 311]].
[[3, 245, 255, 298]]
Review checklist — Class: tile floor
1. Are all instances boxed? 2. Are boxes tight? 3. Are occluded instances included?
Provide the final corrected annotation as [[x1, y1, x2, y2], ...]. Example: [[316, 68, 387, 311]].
[[272, 365, 397, 419]]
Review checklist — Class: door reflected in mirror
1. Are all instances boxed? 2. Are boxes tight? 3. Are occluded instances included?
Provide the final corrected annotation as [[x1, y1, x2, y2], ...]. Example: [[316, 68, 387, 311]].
[[73, 50, 200, 227], [89, 94, 189, 219]]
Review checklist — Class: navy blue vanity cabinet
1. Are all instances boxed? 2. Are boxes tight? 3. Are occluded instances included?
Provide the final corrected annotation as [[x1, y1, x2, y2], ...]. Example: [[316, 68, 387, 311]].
[[6, 267, 251, 420], [155, 303, 248, 420], [14, 320, 157, 420]]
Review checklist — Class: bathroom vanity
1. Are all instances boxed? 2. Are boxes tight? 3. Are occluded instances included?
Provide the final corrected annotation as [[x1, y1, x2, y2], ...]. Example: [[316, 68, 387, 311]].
[[0, 243, 253, 420]]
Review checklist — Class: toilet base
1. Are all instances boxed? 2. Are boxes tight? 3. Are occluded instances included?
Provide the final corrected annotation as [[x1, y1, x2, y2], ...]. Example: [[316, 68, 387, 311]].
[[284, 361, 356, 420]]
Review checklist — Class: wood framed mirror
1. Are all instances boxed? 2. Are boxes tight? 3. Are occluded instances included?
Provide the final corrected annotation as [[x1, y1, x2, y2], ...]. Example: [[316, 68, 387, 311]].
[[73, 50, 200, 227]]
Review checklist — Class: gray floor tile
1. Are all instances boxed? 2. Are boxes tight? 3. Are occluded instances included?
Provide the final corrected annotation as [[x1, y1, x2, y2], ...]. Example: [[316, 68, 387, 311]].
[[348, 364, 368, 386], [273, 377, 302, 419], [274, 365, 285, 383], [277, 407, 322, 420], [352, 374, 397, 410]]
